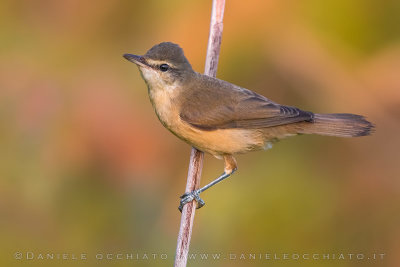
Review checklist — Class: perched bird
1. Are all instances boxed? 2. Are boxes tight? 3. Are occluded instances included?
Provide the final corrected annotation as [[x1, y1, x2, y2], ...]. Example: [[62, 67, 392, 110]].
[[123, 42, 373, 211]]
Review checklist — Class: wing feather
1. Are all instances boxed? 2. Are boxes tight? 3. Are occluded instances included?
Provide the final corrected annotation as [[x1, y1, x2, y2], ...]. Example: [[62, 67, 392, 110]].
[[179, 75, 313, 130]]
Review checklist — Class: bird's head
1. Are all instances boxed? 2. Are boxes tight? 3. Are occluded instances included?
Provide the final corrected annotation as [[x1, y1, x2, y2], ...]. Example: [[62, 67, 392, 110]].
[[124, 42, 193, 88]]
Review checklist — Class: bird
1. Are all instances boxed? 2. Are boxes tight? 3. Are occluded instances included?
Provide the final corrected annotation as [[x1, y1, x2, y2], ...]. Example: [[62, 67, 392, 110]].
[[123, 42, 373, 211]]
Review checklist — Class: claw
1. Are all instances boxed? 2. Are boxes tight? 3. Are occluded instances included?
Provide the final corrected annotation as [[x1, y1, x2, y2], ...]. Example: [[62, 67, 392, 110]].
[[178, 190, 205, 212], [177, 170, 235, 212]]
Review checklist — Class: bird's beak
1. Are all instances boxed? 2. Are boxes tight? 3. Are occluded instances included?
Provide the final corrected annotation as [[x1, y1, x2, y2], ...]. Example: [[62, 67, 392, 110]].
[[123, 54, 151, 69]]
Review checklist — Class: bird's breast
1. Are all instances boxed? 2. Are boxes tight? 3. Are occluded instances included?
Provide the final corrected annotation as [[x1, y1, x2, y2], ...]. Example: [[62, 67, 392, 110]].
[[148, 85, 182, 131]]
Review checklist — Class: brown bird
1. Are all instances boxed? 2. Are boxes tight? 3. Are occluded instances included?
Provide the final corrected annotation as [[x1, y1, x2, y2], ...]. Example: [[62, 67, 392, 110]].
[[123, 42, 373, 211]]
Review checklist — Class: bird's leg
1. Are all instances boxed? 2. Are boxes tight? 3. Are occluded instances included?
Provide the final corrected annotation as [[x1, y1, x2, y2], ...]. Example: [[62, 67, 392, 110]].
[[179, 155, 237, 212]]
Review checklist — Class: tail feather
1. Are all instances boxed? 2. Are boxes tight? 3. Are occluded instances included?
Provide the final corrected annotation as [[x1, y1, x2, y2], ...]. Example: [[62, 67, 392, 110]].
[[299, 113, 374, 137]]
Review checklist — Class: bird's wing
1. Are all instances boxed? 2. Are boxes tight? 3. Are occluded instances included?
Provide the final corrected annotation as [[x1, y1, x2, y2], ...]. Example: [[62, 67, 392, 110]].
[[179, 76, 313, 131]]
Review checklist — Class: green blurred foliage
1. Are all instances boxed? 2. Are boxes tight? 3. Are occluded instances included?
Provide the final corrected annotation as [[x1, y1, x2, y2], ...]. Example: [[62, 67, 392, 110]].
[[1, 1, 399, 266], [302, 0, 400, 54]]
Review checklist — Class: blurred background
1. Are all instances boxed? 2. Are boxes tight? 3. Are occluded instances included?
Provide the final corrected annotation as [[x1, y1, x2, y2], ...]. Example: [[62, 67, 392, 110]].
[[1, 0, 400, 266]]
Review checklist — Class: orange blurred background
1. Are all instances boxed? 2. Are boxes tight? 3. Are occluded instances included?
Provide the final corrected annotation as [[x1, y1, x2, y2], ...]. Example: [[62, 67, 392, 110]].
[[1, 0, 399, 266]]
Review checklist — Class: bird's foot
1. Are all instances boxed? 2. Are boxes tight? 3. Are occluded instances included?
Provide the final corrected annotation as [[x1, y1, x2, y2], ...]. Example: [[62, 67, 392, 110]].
[[178, 190, 205, 212]]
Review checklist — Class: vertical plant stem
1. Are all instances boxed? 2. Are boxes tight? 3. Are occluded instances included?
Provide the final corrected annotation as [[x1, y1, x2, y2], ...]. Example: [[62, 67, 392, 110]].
[[174, 0, 225, 266]]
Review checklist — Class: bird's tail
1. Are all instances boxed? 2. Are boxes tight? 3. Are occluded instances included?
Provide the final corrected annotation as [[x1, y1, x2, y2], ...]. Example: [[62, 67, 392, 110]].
[[298, 113, 374, 137]]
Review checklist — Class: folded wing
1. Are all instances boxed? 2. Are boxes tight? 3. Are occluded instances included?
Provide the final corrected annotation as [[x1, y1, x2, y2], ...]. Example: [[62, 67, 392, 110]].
[[180, 77, 314, 131]]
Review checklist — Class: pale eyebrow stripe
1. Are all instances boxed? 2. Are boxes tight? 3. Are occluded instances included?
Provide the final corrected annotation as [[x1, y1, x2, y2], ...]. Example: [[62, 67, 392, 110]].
[[146, 59, 177, 68]]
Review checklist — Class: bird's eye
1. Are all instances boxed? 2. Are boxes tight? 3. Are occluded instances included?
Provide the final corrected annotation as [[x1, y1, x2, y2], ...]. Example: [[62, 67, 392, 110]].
[[159, 64, 169, 72]]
